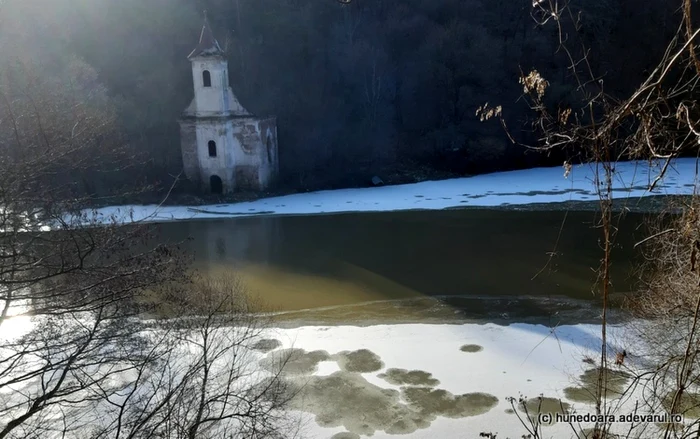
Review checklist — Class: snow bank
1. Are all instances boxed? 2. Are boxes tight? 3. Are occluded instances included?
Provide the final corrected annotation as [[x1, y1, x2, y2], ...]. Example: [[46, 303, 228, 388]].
[[86, 158, 699, 224]]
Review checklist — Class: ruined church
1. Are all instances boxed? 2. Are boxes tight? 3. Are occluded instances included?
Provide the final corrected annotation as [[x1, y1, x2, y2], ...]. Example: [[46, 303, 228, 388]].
[[179, 16, 278, 194]]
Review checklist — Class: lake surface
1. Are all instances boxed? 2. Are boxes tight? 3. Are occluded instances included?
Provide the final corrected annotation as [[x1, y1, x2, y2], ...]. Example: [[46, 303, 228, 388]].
[[157, 209, 647, 326]]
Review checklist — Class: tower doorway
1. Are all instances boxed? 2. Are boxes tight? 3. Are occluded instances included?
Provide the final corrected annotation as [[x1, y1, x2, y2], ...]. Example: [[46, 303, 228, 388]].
[[210, 175, 223, 194]]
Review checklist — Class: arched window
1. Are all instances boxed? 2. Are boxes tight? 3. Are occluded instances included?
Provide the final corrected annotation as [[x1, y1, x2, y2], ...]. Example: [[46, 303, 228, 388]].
[[202, 70, 211, 87], [208, 140, 217, 157], [266, 135, 273, 163]]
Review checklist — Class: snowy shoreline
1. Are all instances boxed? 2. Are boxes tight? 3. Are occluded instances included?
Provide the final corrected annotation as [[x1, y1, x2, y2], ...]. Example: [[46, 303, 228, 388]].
[[84, 158, 699, 225]]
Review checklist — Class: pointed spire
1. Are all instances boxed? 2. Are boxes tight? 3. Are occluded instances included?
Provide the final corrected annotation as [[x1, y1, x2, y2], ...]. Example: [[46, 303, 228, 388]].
[[188, 11, 224, 59]]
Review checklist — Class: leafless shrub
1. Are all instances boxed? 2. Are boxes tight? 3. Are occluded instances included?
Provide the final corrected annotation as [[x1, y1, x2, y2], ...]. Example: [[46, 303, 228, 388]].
[[623, 199, 700, 438], [483, 0, 700, 438], [85, 274, 298, 439]]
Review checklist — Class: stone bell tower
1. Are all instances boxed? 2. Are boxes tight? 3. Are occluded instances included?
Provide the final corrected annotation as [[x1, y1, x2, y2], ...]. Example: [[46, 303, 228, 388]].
[[179, 13, 279, 194]]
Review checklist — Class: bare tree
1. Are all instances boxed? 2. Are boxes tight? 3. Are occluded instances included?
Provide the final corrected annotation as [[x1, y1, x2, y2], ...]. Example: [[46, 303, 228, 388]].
[[0, 26, 295, 439], [85, 274, 297, 439]]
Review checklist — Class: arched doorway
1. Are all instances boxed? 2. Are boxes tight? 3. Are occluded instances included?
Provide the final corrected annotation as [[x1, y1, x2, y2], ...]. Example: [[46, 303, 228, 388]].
[[210, 175, 223, 194]]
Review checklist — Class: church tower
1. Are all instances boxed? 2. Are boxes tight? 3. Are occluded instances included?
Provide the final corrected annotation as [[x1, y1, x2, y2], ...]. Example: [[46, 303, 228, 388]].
[[179, 13, 279, 194]]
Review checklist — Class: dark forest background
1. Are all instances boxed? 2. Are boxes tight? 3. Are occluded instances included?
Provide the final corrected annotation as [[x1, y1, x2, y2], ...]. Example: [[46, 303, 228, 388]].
[[0, 0, 680, 201]]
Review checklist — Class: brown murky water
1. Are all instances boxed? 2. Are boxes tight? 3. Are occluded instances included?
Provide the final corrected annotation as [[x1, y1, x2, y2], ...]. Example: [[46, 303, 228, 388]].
[[156, 209, 647, 325]]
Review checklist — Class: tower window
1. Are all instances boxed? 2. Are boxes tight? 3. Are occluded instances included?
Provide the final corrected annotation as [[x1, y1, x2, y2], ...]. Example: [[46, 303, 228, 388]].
[[266, 135, 273, 163], [202, 70, 211, 87], [208, 140, 217, 157]]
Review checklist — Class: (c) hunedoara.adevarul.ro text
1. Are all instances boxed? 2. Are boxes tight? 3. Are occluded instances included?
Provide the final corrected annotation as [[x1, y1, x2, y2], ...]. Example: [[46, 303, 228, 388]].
[[538, 412, 684, 425]]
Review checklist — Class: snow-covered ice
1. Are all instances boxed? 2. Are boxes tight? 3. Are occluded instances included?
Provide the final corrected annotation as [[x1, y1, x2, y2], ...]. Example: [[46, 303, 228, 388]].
[[266, 322, 642, 439], [0, 319, 640, 438], [85, 158, 699, 225]]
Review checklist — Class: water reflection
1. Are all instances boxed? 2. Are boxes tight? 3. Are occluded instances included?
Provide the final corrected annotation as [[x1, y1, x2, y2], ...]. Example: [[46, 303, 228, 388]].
[[177, 215, 281, 265], [156, 210, 644, 324]]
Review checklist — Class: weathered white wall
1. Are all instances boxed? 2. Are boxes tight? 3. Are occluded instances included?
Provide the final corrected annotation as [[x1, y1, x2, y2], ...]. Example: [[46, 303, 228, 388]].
[[179, 121, 200, 182], [229, 118, 279, 190], [188, 57, 248, 117], [190, 59, 227, 116], [194, 122, 234, 191]]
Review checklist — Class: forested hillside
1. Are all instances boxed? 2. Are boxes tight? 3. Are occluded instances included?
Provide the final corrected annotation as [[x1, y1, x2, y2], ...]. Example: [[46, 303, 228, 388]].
[[0, 0, 678, 198]]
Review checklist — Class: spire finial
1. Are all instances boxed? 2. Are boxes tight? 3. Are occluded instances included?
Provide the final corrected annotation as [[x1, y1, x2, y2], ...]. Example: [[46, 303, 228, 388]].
[[188, 9, 224, 59]]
